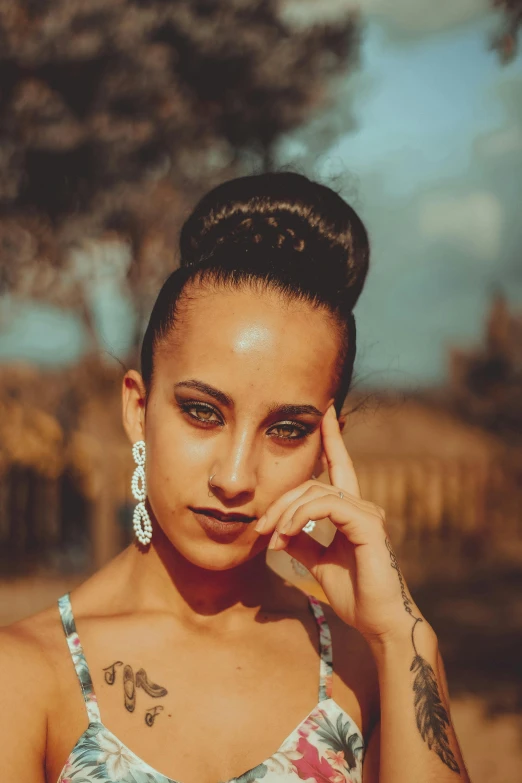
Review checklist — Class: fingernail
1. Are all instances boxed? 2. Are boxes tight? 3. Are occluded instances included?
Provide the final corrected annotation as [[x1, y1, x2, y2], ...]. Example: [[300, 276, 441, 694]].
[[280, 517, 293, 534], [268, 530, 283, 550], [254, 515, 267, 533]]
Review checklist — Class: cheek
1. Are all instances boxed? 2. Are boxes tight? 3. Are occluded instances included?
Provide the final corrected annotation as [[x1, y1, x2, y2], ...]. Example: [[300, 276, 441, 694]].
[[144, 403, 320, 502], [147, 416, 214, 479], [263, 446, 318, 492]]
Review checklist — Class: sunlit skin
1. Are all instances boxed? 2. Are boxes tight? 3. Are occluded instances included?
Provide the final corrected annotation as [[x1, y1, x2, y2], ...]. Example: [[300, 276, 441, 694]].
[[0, 280, 470, 783], [121, 283, 342, 620], [122, 283, 467, 781], [122, 280, 431, 641]]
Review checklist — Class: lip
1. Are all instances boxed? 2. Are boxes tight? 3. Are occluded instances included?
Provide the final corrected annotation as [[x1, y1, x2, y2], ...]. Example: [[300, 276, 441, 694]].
[[190, 507, 256, 523], [190, 507, 256, 541]]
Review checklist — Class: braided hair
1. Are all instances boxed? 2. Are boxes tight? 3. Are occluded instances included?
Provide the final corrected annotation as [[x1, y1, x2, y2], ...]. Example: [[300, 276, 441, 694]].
[[141, 172, 370, 412]]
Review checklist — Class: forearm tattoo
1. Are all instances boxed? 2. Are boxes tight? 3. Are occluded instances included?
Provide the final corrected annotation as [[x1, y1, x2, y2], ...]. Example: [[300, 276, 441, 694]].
[[385, 538, 460, 774], [102, 661, 168, 726]]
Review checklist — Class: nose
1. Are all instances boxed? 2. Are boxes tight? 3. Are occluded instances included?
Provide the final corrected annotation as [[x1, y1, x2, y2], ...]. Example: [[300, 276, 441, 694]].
[[208, 427, 258, 502]]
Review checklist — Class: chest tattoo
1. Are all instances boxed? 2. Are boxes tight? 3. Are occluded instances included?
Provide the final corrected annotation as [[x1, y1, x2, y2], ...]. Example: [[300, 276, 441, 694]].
[[102, 660, 168, 726]]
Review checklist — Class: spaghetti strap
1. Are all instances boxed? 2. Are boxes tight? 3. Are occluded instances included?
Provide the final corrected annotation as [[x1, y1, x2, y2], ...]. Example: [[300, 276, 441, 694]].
[[57, 593, 101, 724], [307, 594, 333, 701]]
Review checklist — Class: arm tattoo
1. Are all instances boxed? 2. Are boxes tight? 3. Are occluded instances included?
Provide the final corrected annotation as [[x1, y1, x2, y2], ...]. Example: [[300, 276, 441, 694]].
[[385, 538, 460, 774], [103, 660, 168, 726]]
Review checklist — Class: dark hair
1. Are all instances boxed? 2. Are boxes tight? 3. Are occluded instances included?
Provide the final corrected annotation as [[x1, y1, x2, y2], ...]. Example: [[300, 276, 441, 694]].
[[141, 172, 370, 413]]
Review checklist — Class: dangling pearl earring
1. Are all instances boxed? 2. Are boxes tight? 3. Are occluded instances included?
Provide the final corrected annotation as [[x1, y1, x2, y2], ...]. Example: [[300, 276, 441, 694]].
[[131, 440, 152, 545]]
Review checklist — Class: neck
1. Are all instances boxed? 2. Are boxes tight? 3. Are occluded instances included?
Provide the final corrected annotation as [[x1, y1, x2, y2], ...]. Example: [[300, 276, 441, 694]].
[[124, 527, 287, 629]]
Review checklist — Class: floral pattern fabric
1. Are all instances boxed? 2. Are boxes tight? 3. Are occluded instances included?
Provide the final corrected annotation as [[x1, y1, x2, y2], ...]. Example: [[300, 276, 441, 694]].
[[56, 593, 365, 783]]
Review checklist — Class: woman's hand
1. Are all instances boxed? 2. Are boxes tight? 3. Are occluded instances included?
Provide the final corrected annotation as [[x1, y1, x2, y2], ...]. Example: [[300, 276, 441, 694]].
[[254, 404, 425, 642]]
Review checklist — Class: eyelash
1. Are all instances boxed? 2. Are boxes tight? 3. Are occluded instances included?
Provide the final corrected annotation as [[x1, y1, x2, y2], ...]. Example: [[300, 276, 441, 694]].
[[178, 401, 312, 441]]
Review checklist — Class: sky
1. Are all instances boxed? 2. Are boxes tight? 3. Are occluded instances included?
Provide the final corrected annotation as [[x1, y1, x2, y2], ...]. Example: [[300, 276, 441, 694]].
[[1, 1, 521, 388], [279, 1, 522, 388]]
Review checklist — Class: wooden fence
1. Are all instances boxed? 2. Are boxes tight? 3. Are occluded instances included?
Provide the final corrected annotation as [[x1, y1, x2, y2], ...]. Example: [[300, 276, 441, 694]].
[[1, 453, 521, 575], [355, 454, 522, 559]]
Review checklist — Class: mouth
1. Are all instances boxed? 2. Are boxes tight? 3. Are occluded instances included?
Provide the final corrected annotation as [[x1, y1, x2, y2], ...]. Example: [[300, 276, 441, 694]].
[[190, 507, 257, 541], [190, 507, 256, 524]]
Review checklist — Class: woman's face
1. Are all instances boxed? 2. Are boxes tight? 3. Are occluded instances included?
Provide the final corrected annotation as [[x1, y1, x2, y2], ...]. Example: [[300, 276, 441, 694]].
[[123, 284, 341, 570]]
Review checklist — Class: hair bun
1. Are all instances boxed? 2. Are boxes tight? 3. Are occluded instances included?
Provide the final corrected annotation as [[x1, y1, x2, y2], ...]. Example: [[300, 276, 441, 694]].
[[179, 171, 369, 310]]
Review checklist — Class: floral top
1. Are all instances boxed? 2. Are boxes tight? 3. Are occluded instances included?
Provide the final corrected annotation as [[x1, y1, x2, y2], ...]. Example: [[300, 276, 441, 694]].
[[56, 592, 365, 783]]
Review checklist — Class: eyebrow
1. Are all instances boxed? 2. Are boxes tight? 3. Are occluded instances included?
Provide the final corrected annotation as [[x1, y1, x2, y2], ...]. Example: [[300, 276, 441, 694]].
[[174, 379, 324, 418]]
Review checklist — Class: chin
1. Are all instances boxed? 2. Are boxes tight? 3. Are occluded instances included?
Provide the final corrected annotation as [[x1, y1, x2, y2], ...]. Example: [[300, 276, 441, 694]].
[[173, 536, 263, 571], [158, 525, 261, 573], [149, 502, 265, 571]]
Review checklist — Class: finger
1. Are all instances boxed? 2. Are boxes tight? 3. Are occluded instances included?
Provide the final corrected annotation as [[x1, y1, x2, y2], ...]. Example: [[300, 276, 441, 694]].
[[256, 476, 372, 538], [269, 495, 383, 550], [278, 485, 346, 535], [321, 405, 362, 499], [262, 483, 373, 539], [254, 480, 319, 535]]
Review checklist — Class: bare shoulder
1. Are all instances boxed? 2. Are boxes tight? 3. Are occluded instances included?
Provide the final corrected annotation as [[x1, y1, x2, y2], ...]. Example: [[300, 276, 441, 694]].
[[0, 605, 65, 780], [1, 602, 64, 692], [320, 601, 380, 737]]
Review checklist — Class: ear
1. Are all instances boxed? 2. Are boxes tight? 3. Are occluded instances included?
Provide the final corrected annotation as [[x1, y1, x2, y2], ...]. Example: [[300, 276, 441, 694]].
[[122, 370, 147, 445]]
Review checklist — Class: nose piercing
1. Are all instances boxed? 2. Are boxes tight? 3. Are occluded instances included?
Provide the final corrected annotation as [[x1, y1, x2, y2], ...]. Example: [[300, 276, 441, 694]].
[[208, 473, 216, 496]]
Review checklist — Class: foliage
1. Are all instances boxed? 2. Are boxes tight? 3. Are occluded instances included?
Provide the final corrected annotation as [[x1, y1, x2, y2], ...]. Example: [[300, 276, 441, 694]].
[[451, 293, 522, 443], [492, 0, 522, 62], [0, 0, 360, 357]]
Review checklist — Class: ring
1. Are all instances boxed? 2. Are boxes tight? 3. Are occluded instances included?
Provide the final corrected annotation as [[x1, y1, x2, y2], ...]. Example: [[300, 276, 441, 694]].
[[339, 491, 344, 499]]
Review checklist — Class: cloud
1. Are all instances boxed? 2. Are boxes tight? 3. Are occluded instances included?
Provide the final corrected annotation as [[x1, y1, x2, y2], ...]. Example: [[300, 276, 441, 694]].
[[418, 190, 503, 260], [283, 0, 491, 40], [475, 126, 522, 159], [281, 0, 356, 27], [360, 0, 490, 39], [474, 75, 522, 161]]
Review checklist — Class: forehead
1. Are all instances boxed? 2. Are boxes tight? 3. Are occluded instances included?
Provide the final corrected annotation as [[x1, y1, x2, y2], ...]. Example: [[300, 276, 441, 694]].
[[155, 285, 340, 405]]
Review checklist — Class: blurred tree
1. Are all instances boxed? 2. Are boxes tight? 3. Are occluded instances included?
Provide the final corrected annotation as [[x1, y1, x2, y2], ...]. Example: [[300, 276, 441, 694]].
[[0, 1, 363, 567], [0, 0, 360, 359], [450, 291, 522, 444], [492, 0, 522, 62]]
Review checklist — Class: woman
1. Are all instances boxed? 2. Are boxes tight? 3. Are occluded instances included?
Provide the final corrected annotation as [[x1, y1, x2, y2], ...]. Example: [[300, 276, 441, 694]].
[[1, 172, 470, 783]]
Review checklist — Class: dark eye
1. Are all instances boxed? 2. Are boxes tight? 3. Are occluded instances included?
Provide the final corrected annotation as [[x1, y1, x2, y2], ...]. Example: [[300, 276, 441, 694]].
[[179, 401, 311, 441], [179, 401, 222, 426], [268, 422, 311, 441]]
